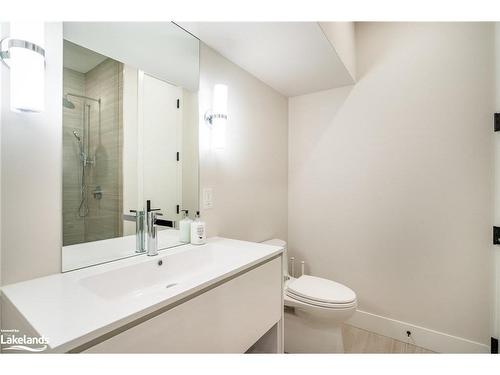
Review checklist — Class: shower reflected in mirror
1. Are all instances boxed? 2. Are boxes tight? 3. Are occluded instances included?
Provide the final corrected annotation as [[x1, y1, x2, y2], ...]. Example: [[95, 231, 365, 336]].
[[64, 93, 101, 219], [62, 40, 121, 246]]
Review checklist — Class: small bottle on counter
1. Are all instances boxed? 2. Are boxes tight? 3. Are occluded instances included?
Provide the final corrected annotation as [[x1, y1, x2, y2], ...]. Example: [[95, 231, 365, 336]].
[[190, 211, 206, 245], [179, 210, 192, 243]]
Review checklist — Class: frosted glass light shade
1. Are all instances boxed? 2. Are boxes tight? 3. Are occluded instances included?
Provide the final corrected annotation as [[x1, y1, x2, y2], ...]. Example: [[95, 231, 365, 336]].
[[211, 84, 228, 150], [213, 117, 226, 150], [9, 22, 45, 113], [213, 84, 228, 115]]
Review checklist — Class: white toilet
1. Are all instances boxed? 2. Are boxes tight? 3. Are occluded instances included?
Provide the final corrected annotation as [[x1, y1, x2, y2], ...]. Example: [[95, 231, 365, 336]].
[[262, 239, 357, 353]]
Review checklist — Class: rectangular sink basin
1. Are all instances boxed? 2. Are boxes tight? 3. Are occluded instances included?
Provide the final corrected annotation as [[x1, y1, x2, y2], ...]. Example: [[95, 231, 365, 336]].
[[79, 246, 213, 299]]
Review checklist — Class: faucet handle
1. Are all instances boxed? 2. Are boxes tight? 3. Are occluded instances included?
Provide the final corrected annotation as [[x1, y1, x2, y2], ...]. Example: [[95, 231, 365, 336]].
[[123, 209, 144, 222], [146, 200, 163, 213], [149, 211, 163, 220], [147, 210, 163, 226]]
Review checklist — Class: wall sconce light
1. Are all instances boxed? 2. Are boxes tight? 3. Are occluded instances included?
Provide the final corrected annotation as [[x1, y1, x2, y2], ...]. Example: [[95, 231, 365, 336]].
[[204, 84, 228, 150], [0, 22, 46, 113]]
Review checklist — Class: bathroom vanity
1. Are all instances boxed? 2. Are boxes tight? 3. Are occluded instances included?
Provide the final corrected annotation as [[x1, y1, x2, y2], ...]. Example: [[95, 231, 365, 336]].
[[1, 22, 284, 355], [0, 238, 284, 353]]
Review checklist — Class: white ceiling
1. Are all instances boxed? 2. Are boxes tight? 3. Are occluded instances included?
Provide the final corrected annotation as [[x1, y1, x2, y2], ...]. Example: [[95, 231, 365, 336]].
[[63, 40, 107, 74], [177, 22, 354, 97]]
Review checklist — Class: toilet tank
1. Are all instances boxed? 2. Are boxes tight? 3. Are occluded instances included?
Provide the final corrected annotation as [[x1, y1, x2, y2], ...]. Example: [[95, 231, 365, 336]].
[[261, 239, 288, 278]]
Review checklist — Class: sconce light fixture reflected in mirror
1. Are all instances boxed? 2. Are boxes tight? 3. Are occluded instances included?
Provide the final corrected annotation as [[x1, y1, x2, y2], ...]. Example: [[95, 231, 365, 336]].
[[204, 84, 228, 150], [0, 21, 45, 113]]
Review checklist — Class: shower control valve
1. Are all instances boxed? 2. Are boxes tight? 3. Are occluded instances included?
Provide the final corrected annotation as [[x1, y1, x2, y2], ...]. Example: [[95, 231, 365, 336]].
[[92, 186, 103, 200]]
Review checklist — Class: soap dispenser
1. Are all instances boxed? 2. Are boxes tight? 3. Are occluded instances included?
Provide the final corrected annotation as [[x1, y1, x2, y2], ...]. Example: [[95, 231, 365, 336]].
[[179, 209, 192, 243], [190, 211, 206, 245]]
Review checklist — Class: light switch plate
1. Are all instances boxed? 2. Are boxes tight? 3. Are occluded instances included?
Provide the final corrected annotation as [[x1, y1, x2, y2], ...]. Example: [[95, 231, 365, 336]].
[[203, 188, 214, 209]]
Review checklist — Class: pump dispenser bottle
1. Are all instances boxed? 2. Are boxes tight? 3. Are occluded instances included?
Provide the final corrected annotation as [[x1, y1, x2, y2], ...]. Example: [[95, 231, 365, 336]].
[[190, 211, 206, 245], [179, 210, 192, 243]]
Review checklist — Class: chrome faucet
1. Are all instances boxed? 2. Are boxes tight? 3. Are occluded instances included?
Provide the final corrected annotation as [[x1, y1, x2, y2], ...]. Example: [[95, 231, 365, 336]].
[[123, 210, 146, 253], [147, 210, 162, 256], [146, 200, 162, 256], [124, 200, 178, 257]]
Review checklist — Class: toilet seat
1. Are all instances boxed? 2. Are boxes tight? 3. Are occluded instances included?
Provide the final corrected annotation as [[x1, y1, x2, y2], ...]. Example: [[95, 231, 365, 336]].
[[286, 292, 357, 309], [286, 275, 356, 309]]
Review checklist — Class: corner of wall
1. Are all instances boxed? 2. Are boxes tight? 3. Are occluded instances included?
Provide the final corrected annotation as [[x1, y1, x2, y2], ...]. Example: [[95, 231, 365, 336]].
[[318, 22, 356, 82]]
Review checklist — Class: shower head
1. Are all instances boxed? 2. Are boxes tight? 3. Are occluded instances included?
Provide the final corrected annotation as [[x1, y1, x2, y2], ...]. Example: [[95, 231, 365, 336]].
[[63, 96, 75, 109], [72, 130, 81, 142]]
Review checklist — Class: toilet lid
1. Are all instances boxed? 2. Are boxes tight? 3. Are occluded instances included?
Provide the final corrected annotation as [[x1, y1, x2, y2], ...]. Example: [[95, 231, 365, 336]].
[[285, 292, 357, 309], [287, 275, 356, 305]]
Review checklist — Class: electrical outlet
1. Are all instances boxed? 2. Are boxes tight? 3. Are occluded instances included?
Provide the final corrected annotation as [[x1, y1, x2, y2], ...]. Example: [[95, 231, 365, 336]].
[[203, 188, 213, 209]]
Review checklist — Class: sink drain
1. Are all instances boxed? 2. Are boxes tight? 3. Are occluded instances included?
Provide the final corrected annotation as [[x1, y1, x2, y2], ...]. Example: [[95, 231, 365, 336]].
[[165, 283, 178, 289]]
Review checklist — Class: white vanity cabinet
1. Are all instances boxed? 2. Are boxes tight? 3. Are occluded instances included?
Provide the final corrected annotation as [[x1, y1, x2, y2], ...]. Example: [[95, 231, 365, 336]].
[[83, 257, 283, 353], [0, 238, 284, 354]]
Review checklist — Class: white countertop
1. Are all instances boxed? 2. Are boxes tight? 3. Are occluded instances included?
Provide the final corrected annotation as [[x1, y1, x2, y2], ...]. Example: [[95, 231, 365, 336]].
[[1, 237, 283, 353]]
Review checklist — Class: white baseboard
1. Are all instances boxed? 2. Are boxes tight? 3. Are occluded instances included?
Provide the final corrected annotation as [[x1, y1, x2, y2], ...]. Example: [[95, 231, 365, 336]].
[[347, 310, 490, 353]]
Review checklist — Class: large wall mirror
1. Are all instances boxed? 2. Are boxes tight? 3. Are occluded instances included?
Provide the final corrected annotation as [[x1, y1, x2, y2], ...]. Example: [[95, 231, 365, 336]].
[[61, 22, 199, 271]]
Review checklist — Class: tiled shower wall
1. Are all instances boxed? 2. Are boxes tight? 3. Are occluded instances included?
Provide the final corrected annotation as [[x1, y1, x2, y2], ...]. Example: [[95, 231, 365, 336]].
[[62, 59, 123, 246], [62, 67, 85, 245]]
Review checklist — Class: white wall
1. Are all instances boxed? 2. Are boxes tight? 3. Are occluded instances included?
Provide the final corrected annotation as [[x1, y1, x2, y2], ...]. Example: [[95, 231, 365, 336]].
[[288, 23, 494, 347], [199, 43, 288, 241], [1, 23, 63, 285], [319, 22, 356, 80]]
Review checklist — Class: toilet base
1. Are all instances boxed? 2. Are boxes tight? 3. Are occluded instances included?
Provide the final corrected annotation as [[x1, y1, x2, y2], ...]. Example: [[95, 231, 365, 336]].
[[284, 309, 345, 353]]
